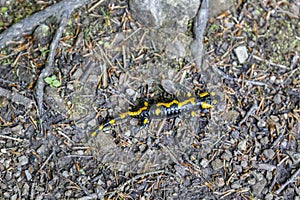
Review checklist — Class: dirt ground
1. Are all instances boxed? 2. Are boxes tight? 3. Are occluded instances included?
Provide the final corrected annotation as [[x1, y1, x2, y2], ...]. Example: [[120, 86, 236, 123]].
[[0, 0, 299, 199]]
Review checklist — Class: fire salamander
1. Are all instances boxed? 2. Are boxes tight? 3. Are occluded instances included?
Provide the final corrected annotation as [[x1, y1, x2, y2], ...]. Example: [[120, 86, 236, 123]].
[[90, 92, 214, 137]]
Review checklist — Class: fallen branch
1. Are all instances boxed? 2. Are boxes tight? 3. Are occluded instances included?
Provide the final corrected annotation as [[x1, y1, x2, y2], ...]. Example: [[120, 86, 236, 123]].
[[0, 0, 93, 49], [192, 0, 209, 69], [35, 11, 69, 133]]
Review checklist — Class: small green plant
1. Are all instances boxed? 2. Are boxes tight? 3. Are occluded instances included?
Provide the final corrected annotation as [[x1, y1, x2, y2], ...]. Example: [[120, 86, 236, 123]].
[[1, 7, 7, 13], [44, 75, 61, 87]]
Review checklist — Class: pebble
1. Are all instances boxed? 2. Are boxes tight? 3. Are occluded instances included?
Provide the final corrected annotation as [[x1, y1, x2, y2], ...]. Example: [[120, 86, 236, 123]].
[[5, 171, 12, 181], [241, 160, 248, 168], [18, 155, 28, 166], [234, 45, 248, 64], [238, 140, 247, 151], [270, 75, 276, 82], [231, 181, 241, 189], [251, 177, 267, 195], [265, 193, 274, 200], [25, 170, 32, 181], [273, 94, 282, 104], [221, 150, 232, 161], [211, 158, 223, 170], [247, 177, 256, 185], [200, 158, 209, 168], [215, 177, 225, 187], [37, 144, 46, 155], [257, 120, 266, 128], [23, 183, 30, 196], [126, 88, 136, 96], [263, 149, 275, 160], [4, 192, 10, 198], [270, 115, 279, 122]]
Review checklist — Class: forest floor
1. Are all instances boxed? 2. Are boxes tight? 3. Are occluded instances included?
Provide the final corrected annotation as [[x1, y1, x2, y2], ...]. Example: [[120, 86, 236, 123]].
[[0, 0, 299, 199]]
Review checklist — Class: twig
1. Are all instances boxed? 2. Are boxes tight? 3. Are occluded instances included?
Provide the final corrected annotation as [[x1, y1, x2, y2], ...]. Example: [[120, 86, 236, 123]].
[[35, 11, 69, 133], [0, 87, 34, 108], [238, 100, 258, 127], [38, 151, 55, 172], [0, 134, 25, 142], [275, 167, 300, 194], [212, 66, 268, 86], [0, 0, 93, 49], [108, 169, 180, 199]]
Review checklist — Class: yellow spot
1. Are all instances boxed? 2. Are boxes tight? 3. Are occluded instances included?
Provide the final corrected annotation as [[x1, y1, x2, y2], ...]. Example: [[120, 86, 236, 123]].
[[155, 108, 161, 115], [109, 119, 115, 125], [119, 113, 127, 119], [143, 118, 149, 124], [144, 102, 148, 106], [201, 102, 213, 109], [191, 111, 195, 117], [187, 92, 192, 97], [213, 99, 217, 105], [91, 131, 97, 137], [98, 124, 104, 131], [210, 92, 215, 96], [156, 98, 195, 108], [199, 92, 209, 98]]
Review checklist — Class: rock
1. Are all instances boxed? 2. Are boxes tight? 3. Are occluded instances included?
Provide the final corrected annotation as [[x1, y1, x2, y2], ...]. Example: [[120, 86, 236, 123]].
[[265, 193, 274, 200], [221, 150, 232, 161], [252, 177, 267, 196], [263, 149, 275, 160], [234, 45, 248, 64], [165, 38, 186, 59], [25, 170, 32, 181], [200, 158, 209, 168], [126, 88, 136, 96], [33, 24, 51, 46], [18, 155, 28, 166], [211, 158, 223, 170], [215, 177, 225, 187], [129, 0, 200, 31], [238, 140, 247, 151], [273, 94, 282, 104]]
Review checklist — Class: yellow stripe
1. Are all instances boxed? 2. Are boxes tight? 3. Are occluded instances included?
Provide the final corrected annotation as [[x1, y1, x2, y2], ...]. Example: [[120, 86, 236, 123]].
[[198, 92, 209, 98], [119, 105, 148, 118], [156, 98, 195, 108], [201, 102, 213, 109], [109, 119, 116, 125]]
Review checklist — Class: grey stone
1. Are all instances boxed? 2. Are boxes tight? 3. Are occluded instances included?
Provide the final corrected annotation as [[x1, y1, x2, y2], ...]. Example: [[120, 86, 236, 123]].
[[273, 94, 282, 104], [221, 150, 232, 161], [25, 170, 32, 181], [251, 177, 267, 196], [211, 158, 223, 170], [234, 45, 248, 64], [200, 158, 209, 168], [215, 177, 225, 187], [33, 24, 51, 46], [238, 140, 247, 151], [263, 149, 275, 160], [129, 0, 200, 31], [18, 155, 28, 166]]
